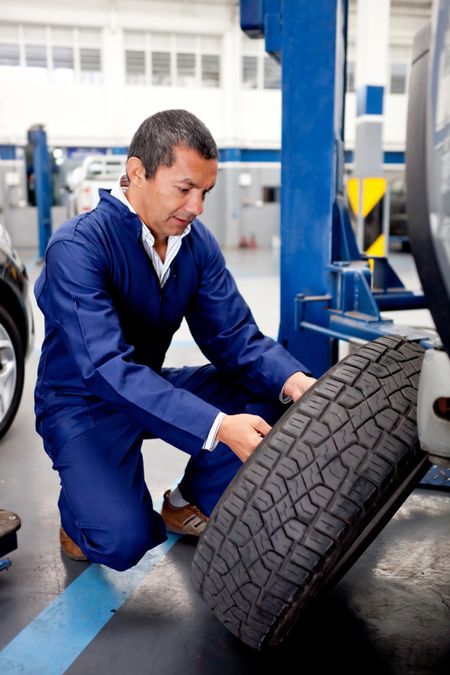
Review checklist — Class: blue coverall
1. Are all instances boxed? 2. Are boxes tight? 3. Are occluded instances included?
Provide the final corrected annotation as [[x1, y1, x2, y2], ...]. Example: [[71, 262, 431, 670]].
[[35, 190, 309, 570]]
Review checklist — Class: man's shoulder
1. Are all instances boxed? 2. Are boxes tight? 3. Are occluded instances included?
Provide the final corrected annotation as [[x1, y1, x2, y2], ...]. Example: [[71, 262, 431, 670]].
[[49, 214, 86, 245], [46, 211, 97, 248], [49, 196, 137, 250]]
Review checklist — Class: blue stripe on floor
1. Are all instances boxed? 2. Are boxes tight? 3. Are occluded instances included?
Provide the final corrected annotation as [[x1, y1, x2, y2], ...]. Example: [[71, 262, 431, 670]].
[[0, 525, 180, 674]]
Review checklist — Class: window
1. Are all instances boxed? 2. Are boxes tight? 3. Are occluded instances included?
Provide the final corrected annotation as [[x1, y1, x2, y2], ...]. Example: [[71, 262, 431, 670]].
[[264, 56, 281, 89], [0, 24, 19, 41], [80, 48, 102, 82], [0, 25, 20, 67], [52, 46, 73, 70], [241, 37, 281, 91], [242, 55, 257, 89], [0, 43, 20, 66], [177, 52, 196, 86], [124, 31, 147, 84], [126, 49, 146, 84], [152, 51, 171, 85], [201, 54, 219, 87], [390, 62, 408, 94], [51, 29, 74, 82], [125, 31, 220, 88], [199, 35, 220, 87], [23, 25, 47, 72], [25, 44, 47, 69], [0, 23, 102, 83], [77, 29, 102, 83]]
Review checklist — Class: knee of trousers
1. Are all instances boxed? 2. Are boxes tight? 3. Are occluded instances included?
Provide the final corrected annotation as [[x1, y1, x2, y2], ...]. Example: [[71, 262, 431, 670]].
[[84, 512, 166, 572]]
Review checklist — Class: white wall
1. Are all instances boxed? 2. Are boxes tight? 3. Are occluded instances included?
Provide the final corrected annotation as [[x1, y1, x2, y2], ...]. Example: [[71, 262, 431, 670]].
[[0, 0, 433, 152], [0, 0, 239, 147]]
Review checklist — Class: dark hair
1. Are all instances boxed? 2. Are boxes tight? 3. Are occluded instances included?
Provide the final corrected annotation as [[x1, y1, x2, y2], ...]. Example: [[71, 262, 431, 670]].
[[127, 109, 218, 180]]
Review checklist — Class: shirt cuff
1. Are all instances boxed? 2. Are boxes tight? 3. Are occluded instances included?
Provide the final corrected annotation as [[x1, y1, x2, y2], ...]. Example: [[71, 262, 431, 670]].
[[279, 372, 303, 404], [279, 388, 292, 404], [202, 411, 226, 451]]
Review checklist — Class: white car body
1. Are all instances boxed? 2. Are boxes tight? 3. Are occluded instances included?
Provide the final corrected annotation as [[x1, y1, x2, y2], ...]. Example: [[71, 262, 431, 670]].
[[68, 154, 127, 216]]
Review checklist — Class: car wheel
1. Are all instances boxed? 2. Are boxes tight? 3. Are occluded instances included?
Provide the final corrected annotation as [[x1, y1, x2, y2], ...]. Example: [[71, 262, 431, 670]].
[[0, 306, 25, 439], [191, 335, 430, 650]]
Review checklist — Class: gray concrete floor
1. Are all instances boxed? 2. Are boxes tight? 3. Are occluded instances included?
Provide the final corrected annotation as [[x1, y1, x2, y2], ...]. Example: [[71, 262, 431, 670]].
[[0, 246, 449, 674]]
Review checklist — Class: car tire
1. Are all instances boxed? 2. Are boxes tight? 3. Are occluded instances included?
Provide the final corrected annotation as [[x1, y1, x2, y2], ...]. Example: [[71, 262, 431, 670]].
[[191, 335, 430, 650], [0, 306, 25, 439]]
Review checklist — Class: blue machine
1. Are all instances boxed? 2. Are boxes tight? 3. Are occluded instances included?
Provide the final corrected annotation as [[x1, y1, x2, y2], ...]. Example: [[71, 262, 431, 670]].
[[27, 125, 52, 259], [240, 0, 449, 488], [241, 0, 431, 378]]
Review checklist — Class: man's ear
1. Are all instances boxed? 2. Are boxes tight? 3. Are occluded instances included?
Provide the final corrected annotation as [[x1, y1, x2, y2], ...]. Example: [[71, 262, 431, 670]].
[[126, 157, 146, 186]]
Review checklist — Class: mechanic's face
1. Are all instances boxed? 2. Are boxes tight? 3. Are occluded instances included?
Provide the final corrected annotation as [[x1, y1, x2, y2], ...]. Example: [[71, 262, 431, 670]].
[[126, 145, 217, 242]]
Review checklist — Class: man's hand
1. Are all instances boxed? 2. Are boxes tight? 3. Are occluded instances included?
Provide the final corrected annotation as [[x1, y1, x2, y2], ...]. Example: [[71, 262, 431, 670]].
[[283, 371, 317, 402], [216, 414, 272, 463]]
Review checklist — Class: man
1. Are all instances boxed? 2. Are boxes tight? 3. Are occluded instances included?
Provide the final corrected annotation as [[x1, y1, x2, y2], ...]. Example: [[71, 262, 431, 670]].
[[35, 110, 315, 571]]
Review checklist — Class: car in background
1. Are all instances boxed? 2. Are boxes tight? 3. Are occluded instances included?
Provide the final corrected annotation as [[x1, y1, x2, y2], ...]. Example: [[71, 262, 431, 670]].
[[67, 154, 127, 217], [0, 224, 34, 439], [389, 174, 411, 250]]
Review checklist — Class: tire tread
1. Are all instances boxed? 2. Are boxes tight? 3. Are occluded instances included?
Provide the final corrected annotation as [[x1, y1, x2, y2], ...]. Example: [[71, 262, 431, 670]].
[[191, 336, 427, 649]]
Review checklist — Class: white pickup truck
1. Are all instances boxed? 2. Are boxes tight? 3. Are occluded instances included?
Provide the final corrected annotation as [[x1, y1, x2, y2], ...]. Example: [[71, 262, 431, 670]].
[[67, 154, 127, 216]]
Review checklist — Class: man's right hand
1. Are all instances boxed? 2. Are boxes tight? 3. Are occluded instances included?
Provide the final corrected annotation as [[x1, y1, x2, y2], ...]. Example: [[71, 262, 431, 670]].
[[216, 414, 272, 463]]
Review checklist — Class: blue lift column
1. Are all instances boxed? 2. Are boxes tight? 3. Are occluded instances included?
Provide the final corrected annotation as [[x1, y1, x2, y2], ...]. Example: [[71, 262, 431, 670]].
[[241, 0, 349, 376], [241, 1, 429, 376], [27, 125, 52, 259], [241, 0, 448, 489], [278, 0, 348, 376]]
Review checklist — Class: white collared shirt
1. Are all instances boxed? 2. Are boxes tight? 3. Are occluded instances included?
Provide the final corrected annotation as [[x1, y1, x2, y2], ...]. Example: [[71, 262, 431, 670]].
[[110, 175, 225, 450], [111, 175, 191, 288]]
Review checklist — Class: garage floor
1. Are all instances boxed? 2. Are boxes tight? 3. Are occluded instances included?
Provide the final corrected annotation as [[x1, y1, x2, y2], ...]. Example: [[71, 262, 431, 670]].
[[0, 247, 449, 675]]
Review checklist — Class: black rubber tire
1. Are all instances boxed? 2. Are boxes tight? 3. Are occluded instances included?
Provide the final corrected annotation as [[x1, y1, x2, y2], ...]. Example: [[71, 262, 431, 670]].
[[0, 306, 25, 439], [191, 335, 430, 650]]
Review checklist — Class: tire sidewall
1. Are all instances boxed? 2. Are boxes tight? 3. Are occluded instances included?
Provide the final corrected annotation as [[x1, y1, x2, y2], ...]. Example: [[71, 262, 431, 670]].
[[0, 305, 25, 439]]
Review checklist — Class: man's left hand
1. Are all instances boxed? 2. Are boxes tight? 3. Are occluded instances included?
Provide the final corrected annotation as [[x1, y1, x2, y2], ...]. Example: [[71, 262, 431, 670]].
[[283, 372, 317, 402]]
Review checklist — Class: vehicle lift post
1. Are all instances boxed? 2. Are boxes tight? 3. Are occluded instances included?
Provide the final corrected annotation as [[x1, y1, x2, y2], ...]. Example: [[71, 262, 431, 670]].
[[27, 124, 52, 259], [240, 0, 448, 488], [241, 0, 430, 373]]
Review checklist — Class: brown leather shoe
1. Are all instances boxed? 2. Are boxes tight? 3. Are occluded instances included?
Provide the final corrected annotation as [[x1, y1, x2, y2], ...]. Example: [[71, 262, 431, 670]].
[[161, 490, 208, 537], [59, 527, 88, 561]]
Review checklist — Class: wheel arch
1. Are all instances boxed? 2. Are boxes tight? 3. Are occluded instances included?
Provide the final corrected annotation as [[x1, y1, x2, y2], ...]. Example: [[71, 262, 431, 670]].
[[0, 279, 29, 353]]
